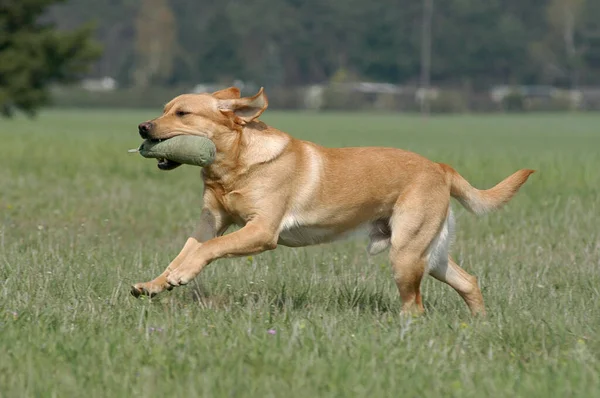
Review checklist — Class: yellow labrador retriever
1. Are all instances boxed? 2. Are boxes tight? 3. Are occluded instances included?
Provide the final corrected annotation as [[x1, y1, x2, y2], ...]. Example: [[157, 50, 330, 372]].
[[131, 87, 534, 315]]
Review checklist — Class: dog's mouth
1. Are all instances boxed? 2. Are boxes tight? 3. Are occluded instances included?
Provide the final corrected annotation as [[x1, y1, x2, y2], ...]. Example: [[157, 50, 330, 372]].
[[156, 158, 182, 170], [147, 138, 182, 171]]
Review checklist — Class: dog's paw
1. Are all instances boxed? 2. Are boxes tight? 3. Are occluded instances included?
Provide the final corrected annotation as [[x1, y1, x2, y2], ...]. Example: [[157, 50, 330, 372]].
[[130, 281, 171, 298], [166, 268, 195, 287]]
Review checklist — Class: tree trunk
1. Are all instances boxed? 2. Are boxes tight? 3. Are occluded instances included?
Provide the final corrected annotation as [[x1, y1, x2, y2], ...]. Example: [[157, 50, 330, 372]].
[[420, 0, 434, 117]]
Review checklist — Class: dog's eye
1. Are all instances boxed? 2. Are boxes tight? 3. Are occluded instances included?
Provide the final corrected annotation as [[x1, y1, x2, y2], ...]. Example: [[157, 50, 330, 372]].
[[176, 110, 190, 117]]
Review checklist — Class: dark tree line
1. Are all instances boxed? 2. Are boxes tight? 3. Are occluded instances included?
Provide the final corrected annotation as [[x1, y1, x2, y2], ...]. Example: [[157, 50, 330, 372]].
[[47, 0, 600, 89], [2, 0, 600, 115]]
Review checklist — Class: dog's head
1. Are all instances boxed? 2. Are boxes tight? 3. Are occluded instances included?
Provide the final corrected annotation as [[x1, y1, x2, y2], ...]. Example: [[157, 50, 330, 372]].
[[138, 87, 268, 143]]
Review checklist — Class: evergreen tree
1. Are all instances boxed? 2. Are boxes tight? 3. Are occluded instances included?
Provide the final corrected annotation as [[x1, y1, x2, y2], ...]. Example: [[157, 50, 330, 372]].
[[0, 0, 100, 116]]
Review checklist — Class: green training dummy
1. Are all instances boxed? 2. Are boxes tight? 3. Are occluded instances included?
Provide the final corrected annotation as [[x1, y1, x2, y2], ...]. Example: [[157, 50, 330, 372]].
[[130, 135, 216, 170]]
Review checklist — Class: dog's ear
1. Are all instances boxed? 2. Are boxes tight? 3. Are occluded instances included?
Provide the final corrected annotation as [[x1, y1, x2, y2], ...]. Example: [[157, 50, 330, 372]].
[[217, 87, 268, 125], [212, 87, 241, 100]]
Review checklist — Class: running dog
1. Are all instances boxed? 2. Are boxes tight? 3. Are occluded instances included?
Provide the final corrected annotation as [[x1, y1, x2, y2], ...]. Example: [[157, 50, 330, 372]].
[[131, 87, 534, 315]]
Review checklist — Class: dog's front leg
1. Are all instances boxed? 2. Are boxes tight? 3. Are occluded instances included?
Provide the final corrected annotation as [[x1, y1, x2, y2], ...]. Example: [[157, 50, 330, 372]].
[[131, 204, 231, 297], [166, 220, 278, 287]]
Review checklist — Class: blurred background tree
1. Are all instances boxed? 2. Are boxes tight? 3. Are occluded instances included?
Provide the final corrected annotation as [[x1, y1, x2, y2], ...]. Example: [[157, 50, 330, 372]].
[[0, 0, 101, 116], [44, 0, 600, 89], [132, 0, 176, 88], [4, 0, 598, 113]]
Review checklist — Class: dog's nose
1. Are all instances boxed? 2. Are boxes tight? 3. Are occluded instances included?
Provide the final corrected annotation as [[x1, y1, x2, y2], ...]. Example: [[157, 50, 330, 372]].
[[138, 122, 153, 138]]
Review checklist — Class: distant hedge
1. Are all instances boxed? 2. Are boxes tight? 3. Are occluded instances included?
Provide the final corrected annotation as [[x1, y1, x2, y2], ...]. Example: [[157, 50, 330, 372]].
[[50, 86, 600, 113]]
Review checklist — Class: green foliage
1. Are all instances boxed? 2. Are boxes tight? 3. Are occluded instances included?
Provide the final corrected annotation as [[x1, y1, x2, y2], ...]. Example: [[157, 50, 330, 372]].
[[428, 91, 469, 113], [526, 96, 574, 112], [503, 91, 526, 112], [1, 110, 599, 396], [0, 0, 100, 117]]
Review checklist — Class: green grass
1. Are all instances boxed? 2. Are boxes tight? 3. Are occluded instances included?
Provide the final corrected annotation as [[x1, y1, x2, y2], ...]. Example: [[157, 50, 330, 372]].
[[1, 109, 599, 397]]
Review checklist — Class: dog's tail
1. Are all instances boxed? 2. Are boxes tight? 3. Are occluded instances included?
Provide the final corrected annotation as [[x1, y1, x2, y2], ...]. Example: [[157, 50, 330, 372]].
[[440, 164, 535, 215]]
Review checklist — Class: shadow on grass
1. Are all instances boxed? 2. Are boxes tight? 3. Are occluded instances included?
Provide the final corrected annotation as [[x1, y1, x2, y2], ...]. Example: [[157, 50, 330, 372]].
[[188, 281, 400, 313]]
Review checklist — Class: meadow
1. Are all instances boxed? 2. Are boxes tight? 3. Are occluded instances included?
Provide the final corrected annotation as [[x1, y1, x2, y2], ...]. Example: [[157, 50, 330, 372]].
[[0, 109, 599, 397]]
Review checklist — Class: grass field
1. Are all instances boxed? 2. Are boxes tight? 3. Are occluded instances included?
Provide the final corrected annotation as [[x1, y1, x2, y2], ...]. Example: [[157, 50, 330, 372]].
[[1, 109, 599, 397]]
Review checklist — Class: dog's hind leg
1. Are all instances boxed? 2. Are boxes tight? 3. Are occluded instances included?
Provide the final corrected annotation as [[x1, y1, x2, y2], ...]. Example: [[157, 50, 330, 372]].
[[388, 196, 449, 315], [429, 256, 486, 316], [422, 207, 485, 316]]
